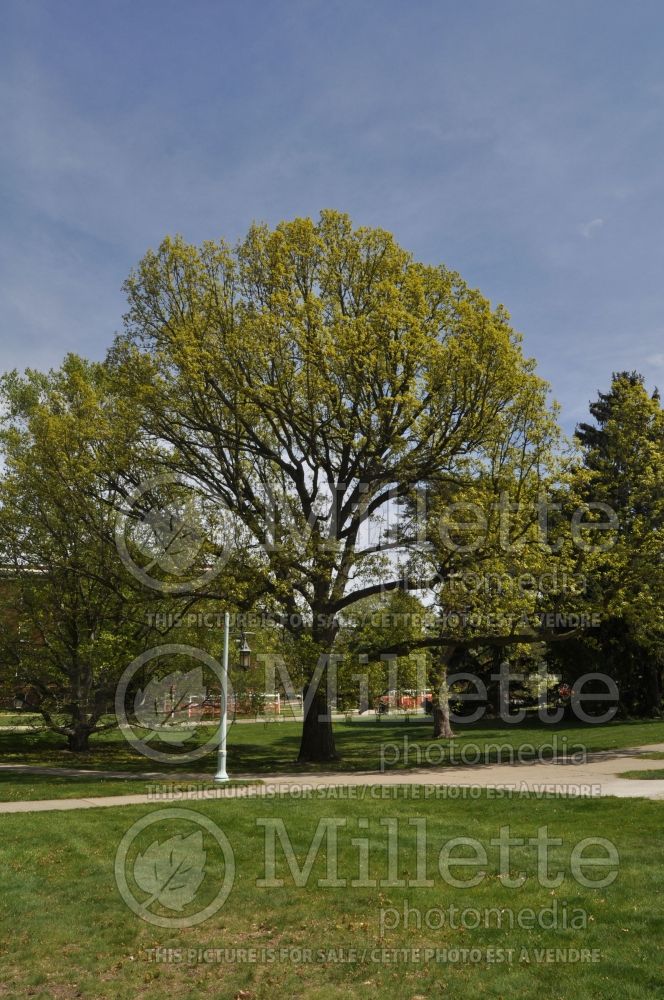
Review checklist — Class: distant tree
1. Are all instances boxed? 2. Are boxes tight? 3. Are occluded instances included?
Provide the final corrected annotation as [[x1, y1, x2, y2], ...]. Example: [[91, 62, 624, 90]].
[[570, 372, 664, 713], [336, 591, 429, 713], [0, 357, 149, 750], [363, 383, 589, 736]]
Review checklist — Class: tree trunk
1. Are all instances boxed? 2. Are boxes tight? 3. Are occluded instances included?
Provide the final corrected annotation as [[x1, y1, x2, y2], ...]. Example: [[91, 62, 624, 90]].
[[432, 700, 454, 739], [298, 681, 338, 762], [430, 646, 456, 740], [486, 649, 503, 718], [66, 727, 92, 752], [644, 661, 662, 717], [297, 628, 339, 762]]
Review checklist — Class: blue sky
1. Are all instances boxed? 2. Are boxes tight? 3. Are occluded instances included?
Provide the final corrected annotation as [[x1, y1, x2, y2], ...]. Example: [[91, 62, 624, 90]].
[[1, 0, 663, 430]]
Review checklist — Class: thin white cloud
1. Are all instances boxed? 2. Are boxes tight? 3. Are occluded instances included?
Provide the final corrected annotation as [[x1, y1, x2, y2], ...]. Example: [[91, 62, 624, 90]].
[[578, 217, 604, 238]]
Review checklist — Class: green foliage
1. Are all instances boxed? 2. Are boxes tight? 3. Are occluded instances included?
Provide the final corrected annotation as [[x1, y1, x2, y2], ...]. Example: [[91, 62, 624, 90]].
[[550, 372, 664, 715], [576, 371, 663, 646], [0, 357, 149, 748], [336, 591, 429, 709], [116, 211, 559, 630]]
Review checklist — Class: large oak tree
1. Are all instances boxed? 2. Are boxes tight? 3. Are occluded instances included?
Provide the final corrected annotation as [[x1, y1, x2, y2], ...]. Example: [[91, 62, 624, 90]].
[[115, 210, 560, 761]]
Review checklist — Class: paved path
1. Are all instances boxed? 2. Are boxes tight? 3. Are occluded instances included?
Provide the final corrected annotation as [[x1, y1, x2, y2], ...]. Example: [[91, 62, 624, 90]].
[[1, 743, 664, 813]]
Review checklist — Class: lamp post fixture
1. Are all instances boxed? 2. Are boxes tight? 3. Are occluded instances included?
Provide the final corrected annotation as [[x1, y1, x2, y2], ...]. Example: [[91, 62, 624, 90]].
[[214, 612, 231, 783], [238, 633, 252, 670], [214, 618, 252, 784]]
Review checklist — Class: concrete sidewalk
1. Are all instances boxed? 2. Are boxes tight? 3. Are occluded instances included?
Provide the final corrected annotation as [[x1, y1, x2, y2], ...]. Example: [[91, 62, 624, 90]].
[[1, 743, 664, 813]]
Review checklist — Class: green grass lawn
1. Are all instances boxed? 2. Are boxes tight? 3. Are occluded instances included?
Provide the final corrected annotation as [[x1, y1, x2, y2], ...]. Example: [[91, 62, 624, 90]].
[[619, 751, 664, 781], [621, 769, 664, 780], [2, 717, 664, 781], [0, 775, 256, 801], [1, 792, 662, 999], [0, 711, 43, 728]]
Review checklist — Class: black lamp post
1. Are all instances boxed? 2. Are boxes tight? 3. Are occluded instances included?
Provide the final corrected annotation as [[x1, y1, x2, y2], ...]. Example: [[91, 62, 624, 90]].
[[238, 633, 252, 670]]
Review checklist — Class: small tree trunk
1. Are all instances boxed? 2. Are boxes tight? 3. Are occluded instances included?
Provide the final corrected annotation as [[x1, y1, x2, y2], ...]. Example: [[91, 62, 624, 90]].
[[432, 699, 454, 739], [486, 649, 503, 718], [644, 661, 662, 717], [430, 645, 456, 740]]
